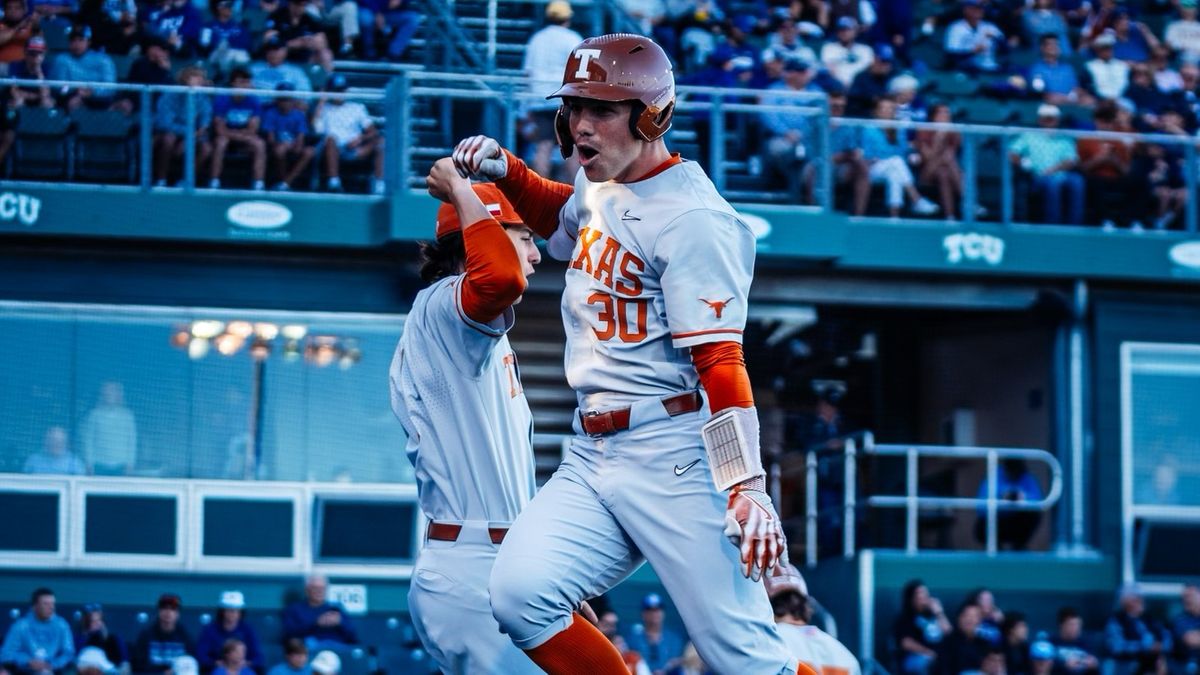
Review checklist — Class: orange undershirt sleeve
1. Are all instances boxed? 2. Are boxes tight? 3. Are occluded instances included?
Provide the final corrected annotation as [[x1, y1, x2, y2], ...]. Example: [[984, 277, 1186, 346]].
[[495, 149, 574, 240], [459, 218, 526, 324], [691, 341, 755, 413]]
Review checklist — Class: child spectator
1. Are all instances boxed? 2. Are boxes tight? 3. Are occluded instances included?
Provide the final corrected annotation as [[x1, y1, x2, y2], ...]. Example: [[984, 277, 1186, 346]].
[[153, 65, 212, 187], [74, 604, 128, 672], [210, 67, 266, 190], [262, 83, 313, 190], [265, 640, 308, 675], [197, 592, 262, 674], [211, 641, 252, 675]]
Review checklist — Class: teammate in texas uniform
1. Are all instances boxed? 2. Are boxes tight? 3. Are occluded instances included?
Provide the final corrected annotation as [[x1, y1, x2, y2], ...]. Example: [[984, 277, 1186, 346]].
[[766, 564, 862, 675], [451, 33, 808, 675], [388, 160, 543, 674]]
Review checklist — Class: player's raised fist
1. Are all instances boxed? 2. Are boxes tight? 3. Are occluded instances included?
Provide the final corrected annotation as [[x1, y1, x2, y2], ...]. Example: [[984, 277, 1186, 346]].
[[723, 488, 786, 581], [425, 157, 469, 203], [452, 135, 508, 181]]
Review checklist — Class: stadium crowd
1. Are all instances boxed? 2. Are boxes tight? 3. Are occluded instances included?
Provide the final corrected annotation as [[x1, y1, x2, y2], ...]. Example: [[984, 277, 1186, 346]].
[[892, 580, 1200, 675], [0, 0, 1198, 216]]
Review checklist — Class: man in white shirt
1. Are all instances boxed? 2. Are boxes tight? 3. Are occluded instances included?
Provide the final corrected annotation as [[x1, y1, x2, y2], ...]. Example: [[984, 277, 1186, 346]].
[[314, 73, 383, 194], [522, 1, 583, 180], [821, 17, 874, 88], [944, 0, 1005, 73], [1165, 0, 1200, 62], [765, 564, 862, 675], [1085, 31, 1130, 100]]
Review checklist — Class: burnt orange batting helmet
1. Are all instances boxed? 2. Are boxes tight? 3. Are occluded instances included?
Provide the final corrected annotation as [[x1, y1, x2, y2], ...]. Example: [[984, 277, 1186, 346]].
[[547, 33, 676, 158], [435, 183, 522, 240]]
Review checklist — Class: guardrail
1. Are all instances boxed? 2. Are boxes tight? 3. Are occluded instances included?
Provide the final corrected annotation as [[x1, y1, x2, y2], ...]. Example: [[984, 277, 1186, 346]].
[[5, 71, 1199, 232], [771, 431, 1064, 565]]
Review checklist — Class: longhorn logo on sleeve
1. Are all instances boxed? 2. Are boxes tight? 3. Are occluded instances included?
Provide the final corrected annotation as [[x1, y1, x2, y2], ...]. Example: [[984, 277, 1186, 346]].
[[700, 297, 734, 319]]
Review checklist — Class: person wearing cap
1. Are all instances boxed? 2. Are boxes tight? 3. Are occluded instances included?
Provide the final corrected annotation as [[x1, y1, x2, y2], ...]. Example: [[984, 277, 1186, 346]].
[[0, 588, 74, 675], [1166, 0, 1200, 61], [1084, 30, 1129, 100], [313, 74, 383, 193], [262, 0, 332, 71], [196, 592, 262, 674], [1009, 103, 1085, 225], [945, 0, 1006, 73], [1051, 608, 1100, 675], [1030, 632, 1058, 675], [625, 594, 685, 674], [821, 17, 875, 88], [767, 13, 818, 68], [8, 35, 53, 109], [210, 67, 267, 190], [152, 65, 212, 187], [759, 55, 820, 202], [354, 0, 422, 62], [764, 565, 861, 675], [199, 0, 252, 77], [50, 25, 118, 110], [521, 1, 583, 180], [888, 73, 926, 122], [1105, 585, 1170, 675], [132, 595, 194, 675], [386, 161, 542, 673], [846, 43, 894, 116], [262, 82, 314, 190], [0, 0, 40, 67], [76, 647, 115, 675], [306, 652, 337, 675], [75, 604, 129, 672], [250, 35, 312, 92]]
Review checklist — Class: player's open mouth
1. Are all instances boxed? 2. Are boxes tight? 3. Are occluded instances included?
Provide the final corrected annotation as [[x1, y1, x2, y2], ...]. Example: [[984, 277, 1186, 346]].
[[577, 145, 599, 163]]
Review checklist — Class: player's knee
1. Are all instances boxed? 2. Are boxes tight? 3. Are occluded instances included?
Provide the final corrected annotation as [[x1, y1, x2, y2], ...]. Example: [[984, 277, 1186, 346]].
[[488, 554, 561, 640]]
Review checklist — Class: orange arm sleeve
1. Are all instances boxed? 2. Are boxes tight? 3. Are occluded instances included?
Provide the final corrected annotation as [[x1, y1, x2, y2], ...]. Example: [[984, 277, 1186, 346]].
[[459, 218, 526, 324], [691, 341, 755, 413], [495, 148, 574, 240]]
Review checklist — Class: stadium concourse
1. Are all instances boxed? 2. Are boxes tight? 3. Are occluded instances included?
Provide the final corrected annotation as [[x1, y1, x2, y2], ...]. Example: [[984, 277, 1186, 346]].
[[1, 0, 1200, 674]]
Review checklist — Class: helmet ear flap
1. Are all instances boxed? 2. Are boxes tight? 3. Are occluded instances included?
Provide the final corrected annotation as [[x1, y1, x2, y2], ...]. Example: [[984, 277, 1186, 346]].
[[554, 105, 573, 159], [630, 100, 674, 142]]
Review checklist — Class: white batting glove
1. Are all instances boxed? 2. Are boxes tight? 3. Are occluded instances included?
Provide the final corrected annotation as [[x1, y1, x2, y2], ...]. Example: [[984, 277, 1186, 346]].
[[451, 135, 509, 181], [723, 487, 786, 582]]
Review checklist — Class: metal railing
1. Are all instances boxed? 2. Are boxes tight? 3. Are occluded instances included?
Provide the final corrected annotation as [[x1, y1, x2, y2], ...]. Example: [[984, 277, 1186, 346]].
[[6, 70, 1200, 233], [774, 431, 1064, 565]]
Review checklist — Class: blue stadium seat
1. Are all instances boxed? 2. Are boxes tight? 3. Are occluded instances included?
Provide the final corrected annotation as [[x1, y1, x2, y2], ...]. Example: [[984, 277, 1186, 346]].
[[72, 108, 136, 183], [13, 107, 73, 179]]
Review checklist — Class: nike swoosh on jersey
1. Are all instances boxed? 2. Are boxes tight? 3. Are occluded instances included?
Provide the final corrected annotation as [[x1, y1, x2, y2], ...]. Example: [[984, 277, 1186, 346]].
[[621, 210, 641, 221], [674, 458, 701, 476]]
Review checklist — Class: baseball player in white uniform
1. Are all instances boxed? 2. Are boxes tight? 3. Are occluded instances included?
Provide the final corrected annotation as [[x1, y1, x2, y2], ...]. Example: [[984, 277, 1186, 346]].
[[389, 164, 543, 674], [450, 33, 814, 675], [766, 564, 863, 675]]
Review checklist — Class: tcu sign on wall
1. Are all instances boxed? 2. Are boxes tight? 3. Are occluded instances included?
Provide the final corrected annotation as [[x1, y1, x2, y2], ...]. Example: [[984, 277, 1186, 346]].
[[944, 232, 1005, 266], [0, 192, 41, 227]]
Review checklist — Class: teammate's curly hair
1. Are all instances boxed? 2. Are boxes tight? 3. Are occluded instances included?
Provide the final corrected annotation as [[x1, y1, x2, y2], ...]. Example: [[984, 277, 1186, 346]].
[[770, 590, 813, 623], [418, 232, 466, 283]]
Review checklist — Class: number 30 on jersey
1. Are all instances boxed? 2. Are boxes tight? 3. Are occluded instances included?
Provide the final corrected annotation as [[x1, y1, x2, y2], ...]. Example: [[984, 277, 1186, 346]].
[[572, 227, 648, 344]]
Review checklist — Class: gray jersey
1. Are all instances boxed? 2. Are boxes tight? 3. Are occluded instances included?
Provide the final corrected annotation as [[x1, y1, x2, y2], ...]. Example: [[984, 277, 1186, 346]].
[[389, 274, 536, 523]]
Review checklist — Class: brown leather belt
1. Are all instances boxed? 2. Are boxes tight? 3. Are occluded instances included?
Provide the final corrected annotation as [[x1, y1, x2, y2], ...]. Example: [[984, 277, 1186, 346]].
[[579, 391, 703, 438], [427, 522, 508, 545]]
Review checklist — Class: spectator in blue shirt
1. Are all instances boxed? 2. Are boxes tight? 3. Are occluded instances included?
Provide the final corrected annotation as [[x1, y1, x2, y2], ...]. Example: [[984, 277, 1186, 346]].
[[1051, 607, 1100, 675], [355, 0, 422, 62], [199, 0, 252, 78], [974, 457, 1047, 548], [1170, 585, 1200, 672], [1028, 34, 1092, 105], [262, 82, 313, 190], [265, 640, 309, 675], [196, 592, 263, 675], [828, 93, 871, 215], [945, 0, 1006, 73], [49, 25, 117, 109], [210, 67, 266, 190], [1023, 0, 1072, 53], [23, 427, 86, 475], [250, 36, 312, 92], [0, 588, 75, 675], [1106, 585, 1170, 675], [153, 65, 212, 187], [282, 575, 357, 650], [140, 0, 201, 56], [1109, 9, 1158, 64], [1010, 105, 1085, 225], [860, 97, 940, 218], [624, 594, 685, 675], [760, 57, 821, 201]]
